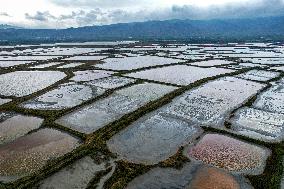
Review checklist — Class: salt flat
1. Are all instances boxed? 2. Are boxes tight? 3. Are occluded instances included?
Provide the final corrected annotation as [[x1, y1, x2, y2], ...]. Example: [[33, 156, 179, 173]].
[[0, 42, 283, 189]]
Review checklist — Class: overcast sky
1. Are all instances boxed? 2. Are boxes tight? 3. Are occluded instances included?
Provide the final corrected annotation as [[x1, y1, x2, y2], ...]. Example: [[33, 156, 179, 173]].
[[0, 0, 284, 28]]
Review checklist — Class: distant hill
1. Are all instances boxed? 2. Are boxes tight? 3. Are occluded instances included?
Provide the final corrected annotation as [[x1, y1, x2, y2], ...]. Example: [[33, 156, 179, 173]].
[[0, 24, 23, 30], [0, 16, 284, 44]]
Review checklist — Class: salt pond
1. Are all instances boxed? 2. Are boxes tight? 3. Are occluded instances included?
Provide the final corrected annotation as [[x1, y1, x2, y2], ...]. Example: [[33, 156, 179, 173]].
[[254, 83, 284, 114], [0, 128, 80, 182], [189, 59, 235, 67], [0, 113, 43, 145], [31, 62, 63, 69], [230, 107, 284, 142], [127, 163, 253, 189], [0, 99, 11, 106], [0, 56, 62, 61], [271, 66, 284, 72], [64, 56, 107, 61], [126, 65, 235, 86], [57, 63, 85, 69], [87, 76, 136, 89], [71, 70, 114, 82], [38, 156, 107, 189], [241, 58, 284, 65], [186, 134, 270, 175], [0, 71, 66, 97], [56, 83, 177, 134], [161, 77, 265, 127], [0, 61, 34, 68], [96, 56, 186, 71], [188, 166, 253, 189], [107, 112, 202, 164], [236, 70, 280, 82], [21, 82, 106, 110]]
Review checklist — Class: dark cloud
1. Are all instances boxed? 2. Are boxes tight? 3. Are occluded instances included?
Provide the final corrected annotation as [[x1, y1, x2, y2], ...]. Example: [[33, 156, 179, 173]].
[[58, 9, 108, 26], [164, 0, 284, 20], [0, 12, 10, 17], [23, 9, 115, 27], [55, 0, 284, 24], [25, 11, 56, 21], [59, 10, 85, 20]]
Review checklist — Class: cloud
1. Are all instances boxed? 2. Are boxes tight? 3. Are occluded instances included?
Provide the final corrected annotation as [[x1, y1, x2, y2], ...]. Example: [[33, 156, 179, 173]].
[[49, 0, 148, 8], [164, 0, 284, 20], [58, 9, 108, 25], [25, 11, 56, 21], [59, 10, 85, 20], [19, 0, 284, 28], [0, 12, 10, 17], [49, 0, 284, 22], [22, 9, 114, 28]]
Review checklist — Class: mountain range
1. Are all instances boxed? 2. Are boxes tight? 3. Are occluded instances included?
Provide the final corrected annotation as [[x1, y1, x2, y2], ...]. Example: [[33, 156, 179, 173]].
[[0, 16, 284, 44]]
